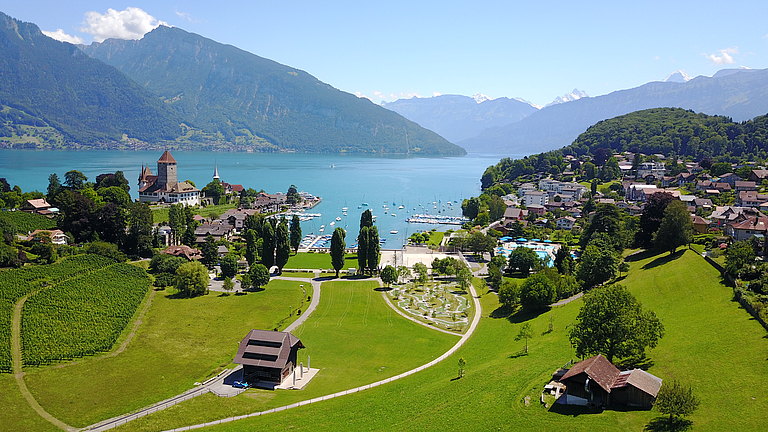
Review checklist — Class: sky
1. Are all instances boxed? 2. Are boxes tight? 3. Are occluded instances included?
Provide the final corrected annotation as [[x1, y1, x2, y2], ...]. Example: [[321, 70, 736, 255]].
[[2, 1, 768, 107]]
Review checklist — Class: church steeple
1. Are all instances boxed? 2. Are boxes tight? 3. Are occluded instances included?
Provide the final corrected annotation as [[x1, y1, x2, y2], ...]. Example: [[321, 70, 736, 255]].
[[213, 164, 220, 180]]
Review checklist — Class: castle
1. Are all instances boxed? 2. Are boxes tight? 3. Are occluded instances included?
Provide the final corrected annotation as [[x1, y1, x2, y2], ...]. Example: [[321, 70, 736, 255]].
[[138, 151, 200, 206]]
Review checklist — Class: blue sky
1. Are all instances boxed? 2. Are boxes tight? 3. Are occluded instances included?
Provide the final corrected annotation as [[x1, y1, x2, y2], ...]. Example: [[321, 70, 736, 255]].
[[2, 1, 768, 106]]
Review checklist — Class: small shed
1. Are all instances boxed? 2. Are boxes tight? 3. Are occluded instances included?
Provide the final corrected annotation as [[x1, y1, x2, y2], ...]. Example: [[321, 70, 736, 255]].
[[233, 330, 305, 385]]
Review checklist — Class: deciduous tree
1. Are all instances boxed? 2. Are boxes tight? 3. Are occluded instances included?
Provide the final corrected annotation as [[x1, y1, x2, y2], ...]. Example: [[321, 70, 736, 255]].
[[175, 261, 209, 297], [381, 265, 397, 287], [519, 273, 556, 311], [654, 200, 693, 254], [654, 380, 700, 425]]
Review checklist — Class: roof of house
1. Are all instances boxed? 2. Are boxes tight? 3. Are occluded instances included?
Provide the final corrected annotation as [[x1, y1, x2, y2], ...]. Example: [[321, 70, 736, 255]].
[[24, 198, 51, 209], [730, 216, 768, 232], [611, 369, 663, 397], [233, 330, 304, 370], [691, 215, 710, 225], [162, 245, 202, 260], [158, 150, 177, 164], [26, 229, 66, 241], [560, 354, 620, 393], [504, 207, 527, 219], [751, 169, 768, 179], [736, 181, 757, 188]]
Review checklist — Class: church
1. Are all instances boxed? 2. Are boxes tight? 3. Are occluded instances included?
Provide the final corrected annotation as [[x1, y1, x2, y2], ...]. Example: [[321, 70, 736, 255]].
[[138, 151, 201, 206]]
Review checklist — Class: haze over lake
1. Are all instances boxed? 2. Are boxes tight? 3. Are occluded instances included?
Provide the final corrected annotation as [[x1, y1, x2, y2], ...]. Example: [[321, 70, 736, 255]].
[[1, 150, 503, 246]]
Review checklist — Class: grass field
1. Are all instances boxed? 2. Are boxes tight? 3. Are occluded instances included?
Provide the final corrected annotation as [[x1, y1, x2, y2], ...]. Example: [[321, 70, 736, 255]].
[[151, 203, 237, 224], [179, 250, 766, 432], [13, 279, 309, 429], [113, 280, 458, 431], [285, 252, 358, 270]]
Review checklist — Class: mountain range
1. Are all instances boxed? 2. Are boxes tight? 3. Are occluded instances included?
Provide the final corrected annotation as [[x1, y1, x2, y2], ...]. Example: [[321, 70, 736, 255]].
[[457, 68, 768, 154], [0, 12, 464, 155]]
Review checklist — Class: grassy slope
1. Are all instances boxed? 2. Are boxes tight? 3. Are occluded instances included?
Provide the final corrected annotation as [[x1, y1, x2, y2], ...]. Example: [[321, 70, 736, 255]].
[[284, 252, 358, 270], [19, 279, 308, 428], [193, 250, 767, 432], [151, 203, 237, 224], [0, 211, 56, 233], [115, 280, 457, 432]]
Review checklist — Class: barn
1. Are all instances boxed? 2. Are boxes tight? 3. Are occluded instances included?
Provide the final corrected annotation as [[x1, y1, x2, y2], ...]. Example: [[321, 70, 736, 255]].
[[557, 354, 662, 409], [233, 330, 305, 385]]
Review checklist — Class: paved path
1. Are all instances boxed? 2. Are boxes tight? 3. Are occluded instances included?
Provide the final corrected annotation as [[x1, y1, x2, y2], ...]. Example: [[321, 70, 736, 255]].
[[84, 272, 323, 432], [161, 273, 483, 432], [550, 291, 583, 307], [12, 293, 77, 432]]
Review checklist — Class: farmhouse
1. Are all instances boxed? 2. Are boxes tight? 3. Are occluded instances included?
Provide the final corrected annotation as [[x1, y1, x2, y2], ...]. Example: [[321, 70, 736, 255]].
[[557, 355, 662, 410], [26, 229, 68, 245], [21, 198, 56, 215], [234, 329, 305, 385]]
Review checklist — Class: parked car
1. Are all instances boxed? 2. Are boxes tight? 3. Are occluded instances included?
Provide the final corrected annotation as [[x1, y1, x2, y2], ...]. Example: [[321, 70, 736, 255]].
[[232, 380, 250, 389]]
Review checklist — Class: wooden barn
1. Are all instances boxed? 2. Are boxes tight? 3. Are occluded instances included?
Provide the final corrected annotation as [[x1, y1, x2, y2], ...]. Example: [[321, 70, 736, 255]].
[[557, 354, 662, 410], [233, 330, 304, 384]]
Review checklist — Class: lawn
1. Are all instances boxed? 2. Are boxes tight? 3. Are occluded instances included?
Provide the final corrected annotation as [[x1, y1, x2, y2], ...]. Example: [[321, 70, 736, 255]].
[[15, 279, 309, 429], [183, 250, 766, 432], [151, 203, 237, 224], [113, 280, 458, 432], [285, 252, 358, 270]]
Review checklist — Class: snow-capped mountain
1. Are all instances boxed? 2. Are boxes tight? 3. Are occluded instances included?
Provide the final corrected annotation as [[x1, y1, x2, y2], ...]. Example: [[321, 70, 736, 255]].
[[472, 93, 492, 103], [665, 70, 692, 83], [545, 89, 588, 107]]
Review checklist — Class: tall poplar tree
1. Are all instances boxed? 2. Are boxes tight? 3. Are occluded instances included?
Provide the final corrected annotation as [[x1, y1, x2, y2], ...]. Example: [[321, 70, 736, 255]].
[[289, 214, 302, 254], [358, 226, 369, 272], [261, 220, 275, 269], [330, 227, 346, 278], [275, 219, 291, 274], [365, 226, 381, 275]]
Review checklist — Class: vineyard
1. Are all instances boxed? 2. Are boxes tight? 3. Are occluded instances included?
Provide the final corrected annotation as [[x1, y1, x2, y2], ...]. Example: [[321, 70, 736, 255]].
[[0, 255, 120, 373], [0, 211, 57, 233], [21, 263, 150, 366]]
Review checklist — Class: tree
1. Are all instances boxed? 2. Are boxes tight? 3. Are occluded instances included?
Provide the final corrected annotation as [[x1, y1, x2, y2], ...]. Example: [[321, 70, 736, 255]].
[[261, 221, 275, 269], [97, 186, 131, 207], [457, 357, 466, 378], [487, 194, 506, 222], [96, 202, 127, 246], [125, 202, 154, 258], [576, 243, 619, 288], [709, 162, 732, 176], [515, 322, 533, 354], [289, 215, 302, 253], [568, 284, 664, 363], [725, 240, 756, 277], [636, 192, 675, 248], [357, 225, 369, 272], [175, 261, 209, 298], [202, 179, 226, 205], [359, 209, 373, 229], [275, 220, 291, 274], [240, 273, 252, 291], [580, 203, 626, 251], [413, 262, 429, 285], [64, 170, 87, 190], [618, 260, 630, 278], [248, 264, 270, 290], [330, 227, 346, 277], [286, 184, 301, 205], [461, 197, 481, 220], [358, 225, 380, 275], [519, 273, 556, 311], [506, 247, 542, 276], [201, 235, 218, 269], [244, 229, 259, 266], [396, 265, 411, 283], [381, 265, 398, 287], [47, 173, 62, 202], [654, 380, 700, 425], [553, 246, 575, 275], [222, 277, 234, 294], [498, 279, 519, 308], [219, 254, 238, 279], [487, 255, 506, 290], [465, 230, 496, 256], [149, 253, 186, 275], [654, 200, 693, 254], [456, 266, 472, 292]]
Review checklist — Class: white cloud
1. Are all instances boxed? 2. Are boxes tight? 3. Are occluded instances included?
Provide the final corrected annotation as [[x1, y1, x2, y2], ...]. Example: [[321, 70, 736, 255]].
[[41, 29, 84, 44], [705, 47, 738, 65], [175, 10, 195, 23], [81, 7, 168, 43]]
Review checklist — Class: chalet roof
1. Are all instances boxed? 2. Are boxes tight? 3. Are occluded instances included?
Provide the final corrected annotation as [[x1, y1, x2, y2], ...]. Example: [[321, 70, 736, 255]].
[[24, 198, 51, 209], [503, 207, 527, 219], [560, 355, 620, 393], [26, 229, 66, 242], [162, 245, 202, 260], [158, 150, 177, 164], [691, 215, 710, 225], [730, 216, 768, 232], [611, 369, 663, 397], [195, 223, 234, 237], [233, 330, 304, 369], [735, 181, 757, 188], [751, 169, 768, 179]]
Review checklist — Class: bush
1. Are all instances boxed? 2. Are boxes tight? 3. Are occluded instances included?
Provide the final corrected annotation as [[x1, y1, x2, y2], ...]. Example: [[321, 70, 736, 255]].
[[153, 272, 176, 287], [83, 241, 126, 262], [519, 273, 556, 311], [149, 253, 186, 274]]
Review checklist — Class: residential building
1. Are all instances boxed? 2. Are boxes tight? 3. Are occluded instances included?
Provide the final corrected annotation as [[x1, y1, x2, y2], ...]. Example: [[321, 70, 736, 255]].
[[522, 191, 549, 207], [556, 216, 576, 230], [725, 216, 768, 241], [26, 229, 68, 245], [233, 330, 305, 385]]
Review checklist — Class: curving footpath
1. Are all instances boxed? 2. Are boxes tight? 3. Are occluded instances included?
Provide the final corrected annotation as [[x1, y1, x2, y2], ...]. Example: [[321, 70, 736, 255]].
[[161, 276, 483, 432]]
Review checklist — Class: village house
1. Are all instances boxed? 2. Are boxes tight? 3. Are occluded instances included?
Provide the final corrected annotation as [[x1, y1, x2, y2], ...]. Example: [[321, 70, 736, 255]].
[[503, 207, 528, 225], [233, 329, 305, 385], [556, 216, 577, 230], [735, 181, 758, 192], [736, 190, 768, 208], [691, 215, 711, 234], [138, 151, 201, 206], [749, 169, 768, 183], [725, 216, 768, 242], [195, 222, 235, 244], [709, 206, 763, 227], [527, 204, 546, 215], [636, 162, 666, 181], [21, 198, 56, 216], [717, 172, 741, 185], [522, 191, 549, 207], [557, 355, 662, 410], [162, 245, 203, 261], [625, 184, 658, 201], [26, 229, 68, 245]]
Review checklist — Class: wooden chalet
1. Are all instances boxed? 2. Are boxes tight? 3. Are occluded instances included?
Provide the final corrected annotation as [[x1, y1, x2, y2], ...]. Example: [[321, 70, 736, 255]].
[[233, 330, 305, 385], [558, 355, 662, 410]]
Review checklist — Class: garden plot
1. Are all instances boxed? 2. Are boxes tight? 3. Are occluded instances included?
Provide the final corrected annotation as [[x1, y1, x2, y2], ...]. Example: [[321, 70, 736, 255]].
[[388, 281, 471, 332]]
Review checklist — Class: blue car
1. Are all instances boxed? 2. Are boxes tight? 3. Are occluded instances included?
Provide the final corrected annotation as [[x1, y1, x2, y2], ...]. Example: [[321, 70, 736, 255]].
[[232, 380, 250, 389]]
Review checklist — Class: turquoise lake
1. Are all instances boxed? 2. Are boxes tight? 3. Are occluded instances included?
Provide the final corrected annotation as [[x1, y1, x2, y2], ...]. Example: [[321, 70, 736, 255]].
[[0, 150, 503, 247]]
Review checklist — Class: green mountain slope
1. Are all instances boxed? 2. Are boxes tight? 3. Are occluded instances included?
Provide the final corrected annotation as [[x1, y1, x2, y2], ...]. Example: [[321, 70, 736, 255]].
[[0, 12, 181, 148], [81, 26, 464, 155]]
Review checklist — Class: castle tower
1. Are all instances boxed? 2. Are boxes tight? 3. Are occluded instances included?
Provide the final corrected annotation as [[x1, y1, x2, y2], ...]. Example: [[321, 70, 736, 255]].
[[157, 150, 178, 188], [138, 163, 153, 189]]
